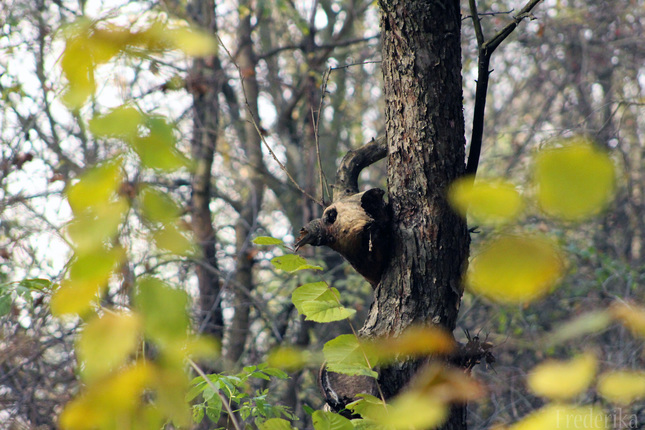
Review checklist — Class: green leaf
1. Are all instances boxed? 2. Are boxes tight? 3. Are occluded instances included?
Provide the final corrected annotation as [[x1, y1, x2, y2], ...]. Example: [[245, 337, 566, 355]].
[[0, 293, 11, 316], [89, 105, 144, 141], [253, 236, 284, 246], [323, 335, 378, 378], [138, 185, 182, 225], [134, 277, 190, 349], [204, 395, 223, 423], [152, 223, 197, 256], [271, 254, 322, 272], [130, 117, 191, 171], [192, 404, 205, 424], [18, 278, 52, 291], [258, 418, 295, 430], [292, 282, 356, 322], [347, 394, 388, 421], [311, 411, 353, 430]]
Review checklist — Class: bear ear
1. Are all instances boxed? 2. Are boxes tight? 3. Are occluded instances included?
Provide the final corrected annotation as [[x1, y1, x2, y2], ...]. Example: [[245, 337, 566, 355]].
[[360, 188, 386, 219]]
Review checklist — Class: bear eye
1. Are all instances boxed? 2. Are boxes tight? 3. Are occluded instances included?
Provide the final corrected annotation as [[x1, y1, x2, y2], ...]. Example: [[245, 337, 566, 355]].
[[323, 208, 337, 225]]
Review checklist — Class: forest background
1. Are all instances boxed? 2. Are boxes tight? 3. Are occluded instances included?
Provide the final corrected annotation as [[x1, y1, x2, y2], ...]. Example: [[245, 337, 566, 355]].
[[1, 0, 644, 429]]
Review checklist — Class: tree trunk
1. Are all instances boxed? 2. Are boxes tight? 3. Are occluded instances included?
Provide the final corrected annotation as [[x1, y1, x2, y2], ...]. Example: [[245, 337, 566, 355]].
[[364, 0, 469, 427], [188, 0, 224, 340], [223, 1, 266, 367]]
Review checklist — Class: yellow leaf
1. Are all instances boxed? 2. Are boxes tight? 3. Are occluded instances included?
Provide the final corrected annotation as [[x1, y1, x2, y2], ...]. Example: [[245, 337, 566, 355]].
[[448, 177, 524, 225], [165, 27, 217, 56], [408, 363, 485, 403], [66, 159, 124, 214], [610, 302, 645, 338], [77, 312, 142, 382], [381, 391, 448, 429], [61, 36, 96, 109], [509, 404, 607, 430], [65, 198, 128, 252], [50, 279, 104, 317], [366, 325, 455, 364], [533, 137, 616, 221], [151, 366, 192, 427], [466, 234, 566, 304], [597, 370, 645, 405], [50, 247, 125, 316], [527, 353, 597, 400], [267, 346, 314, 371], [59, 362, 152, 430]]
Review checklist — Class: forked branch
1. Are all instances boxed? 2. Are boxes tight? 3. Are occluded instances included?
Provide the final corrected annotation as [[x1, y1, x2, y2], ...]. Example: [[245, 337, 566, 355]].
[[466, 0, 544, 177]]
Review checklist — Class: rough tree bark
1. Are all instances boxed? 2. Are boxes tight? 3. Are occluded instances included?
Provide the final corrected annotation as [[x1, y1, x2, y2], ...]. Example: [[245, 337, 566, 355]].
[[364, 0, 469, 427]]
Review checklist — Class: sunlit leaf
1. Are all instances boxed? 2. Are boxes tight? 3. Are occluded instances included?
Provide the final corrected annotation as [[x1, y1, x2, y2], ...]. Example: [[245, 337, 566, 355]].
[[533, 138, 616, 221], [610, 302, 645, 338], [380, 391, 448, 429], [164, 27, 217, 56], [89, 105, 144, 141], [509, 404, 607, 430], [292, 282, 356, 322], [466, 234, 566, 304], [366, 325, 455, 363], [259, 418, 296, 430], [527, 353, 597, 400], [449, 176, 524, 225], [138, 185, 182, 225], [152, 223, 197, 256], [311, 410, 353, 430], [253, 236, 284, 246], [323, 334, 377, 378], [271, 254, 322, 272], [66, 198, 128, 252], [597, 370, 645, 405], [77, 312, 142, 382], [134, 277, 190, 349], [267, 346, 314, 371], [66, 159, 124, 214], [545, 310, 612, 346]]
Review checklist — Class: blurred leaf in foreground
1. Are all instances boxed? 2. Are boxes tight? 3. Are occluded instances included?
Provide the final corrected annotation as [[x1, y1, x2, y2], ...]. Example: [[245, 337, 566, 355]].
[[466, 234, 566, 304], [533, 137, 616, 221], [597, 370, 645, 405], [527, 353, 597, 400], [449, 176, 524, 226]]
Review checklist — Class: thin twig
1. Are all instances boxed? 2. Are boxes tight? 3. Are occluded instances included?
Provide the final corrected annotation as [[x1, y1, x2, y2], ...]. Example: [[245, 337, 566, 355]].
[[314, 67, 332, 204], [214, 33, 323, 207]]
